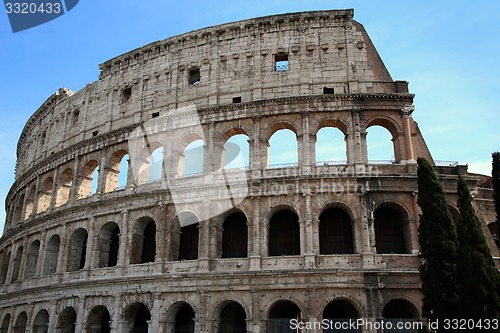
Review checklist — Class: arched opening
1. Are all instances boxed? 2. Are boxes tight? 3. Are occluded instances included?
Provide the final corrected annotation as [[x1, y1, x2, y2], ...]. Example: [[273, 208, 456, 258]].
[[174, 303, 195, 333], [218, 301, 246, 333], [180, 139, 204, 177], [105, 150, 129, 192], [97, 222, 120, 268], [488, 222, 499, 248], [223, 134, 250, 170], [267, 300, 302, 333], [221, 212, 248, 258], [33, 309, 49, 333], [125, 303, 151, 333], [148, 147, 164, 182], [37, 177, 53, 213], [268, 129, 298, 168], [177, 212, 199, 261], [87, 306, 111, 333], [315, 126, 347, 165], [12, 193, 25, 224], [55, 168, 73, 207], [319, 208, 354, 254], [42, 235, 60, 275], [130, 218, 156, 264], [268, 210, 300, 256], [78, 160, 99, 199], [14, 312, 27, 333], [1, 314, 10, 333], [382, 299, 420, 333], [366, 125, 396, 163], [67, 228, 88, 272], [11, 245, 23, 282], [24, 240, 40, 279], [323, 299, 360, 333], [374, 205, 408, 254], [57, 307, 76, 333], [24, 185, 36, 220], [0, 251, 11, 284], [448, 205, 460, 224]]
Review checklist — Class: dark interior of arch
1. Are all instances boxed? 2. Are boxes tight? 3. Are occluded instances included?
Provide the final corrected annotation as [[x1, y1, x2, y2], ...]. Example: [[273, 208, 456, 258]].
[[0, 251, 10, 284], [33, 310, 49, 331], [382, 299, 419, 318], [88, 306, 111, 333], [269, 210, 300, 256], [319, 208, 354, 254], [219, 302, 246, 333], [99, 223, 120, 268], [179, 223, 199, 261], [323, 300, 359, 319], [1, 314, 10, 332], [222, 212, 248, 258], [175, 303, 195, 333], [269, 301, 301, 318], [43, 235, 60, 275], [374, 206, 406, 254], [133, 305, 151, 333], [58, 307, 76, 333], [141, 221, 156, 263]]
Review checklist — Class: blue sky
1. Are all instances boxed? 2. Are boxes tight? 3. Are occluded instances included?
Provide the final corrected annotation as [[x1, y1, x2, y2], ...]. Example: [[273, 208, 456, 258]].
[[1, 0, 499, 231]]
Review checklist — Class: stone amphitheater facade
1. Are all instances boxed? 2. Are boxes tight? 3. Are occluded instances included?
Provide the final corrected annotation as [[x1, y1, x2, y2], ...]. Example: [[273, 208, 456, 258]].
[[0, 9, 498, 333]]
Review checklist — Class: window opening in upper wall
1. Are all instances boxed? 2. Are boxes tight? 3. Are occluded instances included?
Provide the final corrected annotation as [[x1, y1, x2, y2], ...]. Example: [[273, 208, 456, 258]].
[[275, 54, 289, 72], [122, 87, 132, 103], [188, 68, 201, 85]]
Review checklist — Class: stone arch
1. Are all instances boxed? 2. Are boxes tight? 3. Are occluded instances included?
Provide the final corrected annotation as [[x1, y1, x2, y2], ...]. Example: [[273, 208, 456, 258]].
[[221, 211, 248, 258], [136, 142, 164, 185], [268, 208, 300, 256], [0, 250, 11, 284], [124, 302, 151, 333], [78, 159, 100, 199], [177, 135, 205, 177], [213, 300, 247, 333], [165, 302, 196, 333], [315, 126, 348, 165], [37, 177, 53, 213], [1, 314, 11, 333], [322, 298, 360, 332], [382, 298, 420, 332], [86, 305, 111, 333], [365, 116, 403, 163], [67, 228, 88, 272], [57, 307, 76, 333], [173, 212, 200, 261], [55, 168, 73, 207], [42, 234, 60, 275], [11, 245, 23, 282], [96, 222, 120, 268], [448, 204, 460, 224], [105, 149, 129, 192], [130, 217, 156, 264], [14, 311, 27, 333], [374, 202, 411, 254], [222, 131, 250, 170], [266, 300, 303, 332], [12, 192, 25, 224], [319, 207, 355, 254], [24, 239, 40, 279], [267, 127, 298, 168], [32, 309, 49, 333], [24, 185, 36, 220]]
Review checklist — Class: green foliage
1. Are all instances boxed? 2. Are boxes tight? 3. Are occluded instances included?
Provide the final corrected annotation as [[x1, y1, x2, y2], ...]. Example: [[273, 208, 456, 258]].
[[417, 157, 459, 322], [456, 175, 500, 320]]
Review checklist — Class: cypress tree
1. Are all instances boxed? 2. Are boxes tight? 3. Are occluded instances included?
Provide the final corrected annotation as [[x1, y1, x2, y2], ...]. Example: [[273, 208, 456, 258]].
[[456, 175, 500, 319], [493, 152, 500, 231], [417, 157, 459, 324]]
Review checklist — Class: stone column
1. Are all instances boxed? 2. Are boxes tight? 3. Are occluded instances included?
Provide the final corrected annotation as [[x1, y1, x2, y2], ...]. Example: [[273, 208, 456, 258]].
[[35, 230, 48, 277], [70, 156, 82, 202], [49, 168, 59, 210], [300, 111, 311, 167], [204, 120, 216, 174], [32, 176, 42, 216], [250, 115, 261, 171], [303, 194, 316, 269], [197, 216, 211, 272], [97, 155, 107, 194], [400, 106, 415, 162], [117, 210, 129, 267], [249, 196, 261, 271], [351, 108, 365, 169], [17, 237, 29, 282], [4, 242, 16, 284], [152, 293, 163, 333], [74, 298, 85, 333], [156, 203, 168, 265], [84, 217, 96, 272]]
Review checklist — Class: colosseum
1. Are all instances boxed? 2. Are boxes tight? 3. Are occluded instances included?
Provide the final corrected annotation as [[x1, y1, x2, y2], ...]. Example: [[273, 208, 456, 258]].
[[0, 9, 497, 333]]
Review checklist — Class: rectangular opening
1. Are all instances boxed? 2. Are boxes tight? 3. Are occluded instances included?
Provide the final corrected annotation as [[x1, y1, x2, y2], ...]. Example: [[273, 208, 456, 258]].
[[122, 87, 132, 103], [188, 68, 201, 85], [92, 131, 98, 137], [275, 54, 289, 72], [152, 112, 160, 118], [232, 96, 242, 103], [323, 87, 335, 95]]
